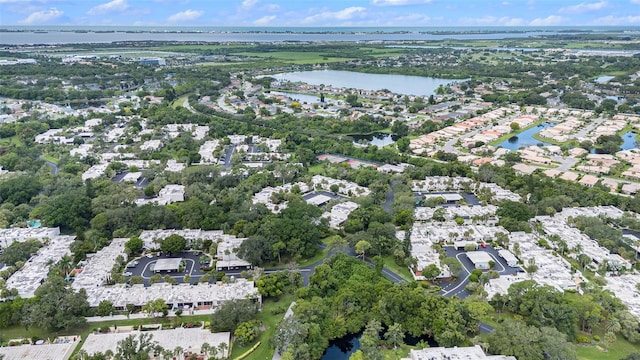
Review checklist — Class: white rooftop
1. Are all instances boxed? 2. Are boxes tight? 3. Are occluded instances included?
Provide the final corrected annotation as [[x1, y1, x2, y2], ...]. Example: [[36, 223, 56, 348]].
[[82, 328, 230, 358], [6, 236, 75, 298], [404, 345, 516, 360], [154, 258, 182, 272], [0, 337, 80, 360]]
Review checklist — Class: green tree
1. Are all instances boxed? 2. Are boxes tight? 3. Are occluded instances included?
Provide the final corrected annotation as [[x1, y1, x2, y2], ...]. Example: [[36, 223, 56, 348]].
[[125, 237, 144, 257], [142, 298, 168, 320], [355, 240, 371, 261], [496, 201, 533, 222], [210, 299, 259, 332], [360, 319, 383, 360], [488, 320, 576, 360], [234, 320, 261, 346], [95, 300, 114, 317], [160, 234, 187, 254], [116, 333, 157, 360], [421, 264, 440, 280], [442, 257, 464, 278], [385, 323, 404, 360], [21, 277, 90, 331]]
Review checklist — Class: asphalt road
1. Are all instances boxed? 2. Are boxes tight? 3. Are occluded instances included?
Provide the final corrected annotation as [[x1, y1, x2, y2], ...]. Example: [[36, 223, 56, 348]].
[[437, 245, 522, 300], [43, 160, 58, 174], [126, 251, 211, 285]]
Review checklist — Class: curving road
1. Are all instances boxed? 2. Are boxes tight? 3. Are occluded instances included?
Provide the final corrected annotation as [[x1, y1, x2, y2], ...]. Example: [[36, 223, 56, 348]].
[[43, 160, 58, 174]]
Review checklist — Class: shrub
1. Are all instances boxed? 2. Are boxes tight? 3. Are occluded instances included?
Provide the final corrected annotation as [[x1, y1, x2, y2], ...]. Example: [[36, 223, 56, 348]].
[[593, 335, 601, 341], [270, 305, 288, 315], [576, 335, 591, 343]]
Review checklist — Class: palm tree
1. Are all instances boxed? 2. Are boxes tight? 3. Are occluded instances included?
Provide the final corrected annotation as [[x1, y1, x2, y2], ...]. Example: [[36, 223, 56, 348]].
[[572, 243, 583, 255], [200, 342, 210, 358], [57, 255, 73, 278], [161, 349, 174, 360], [210, 346, 218, 360], [578, 253, 592, 269], [557, 239, 568, 255], [174, 346, 184, 359], [218, 342, 228, 359], [604, 317, 621, 334]]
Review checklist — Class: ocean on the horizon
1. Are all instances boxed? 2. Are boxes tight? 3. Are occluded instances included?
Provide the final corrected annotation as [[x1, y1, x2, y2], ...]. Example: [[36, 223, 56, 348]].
[[1, 26, 640, 45]]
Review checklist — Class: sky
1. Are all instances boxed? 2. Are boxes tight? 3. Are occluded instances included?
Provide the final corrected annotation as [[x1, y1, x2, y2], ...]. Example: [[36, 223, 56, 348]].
[[0, 0, 639, 27]]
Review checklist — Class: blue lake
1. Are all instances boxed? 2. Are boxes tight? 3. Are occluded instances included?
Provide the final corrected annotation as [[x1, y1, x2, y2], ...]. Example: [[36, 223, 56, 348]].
[[269, 70, 462, 96], [497, 122, 553, 150]]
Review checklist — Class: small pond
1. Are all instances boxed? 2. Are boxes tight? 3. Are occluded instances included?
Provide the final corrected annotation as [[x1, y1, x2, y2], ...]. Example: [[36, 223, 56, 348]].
[[497, 122, 553, 150], [321, 332, 437, 359], [351, 133, 398, 147], [591, 131, 638, 153], [595, 75, 615, 83]]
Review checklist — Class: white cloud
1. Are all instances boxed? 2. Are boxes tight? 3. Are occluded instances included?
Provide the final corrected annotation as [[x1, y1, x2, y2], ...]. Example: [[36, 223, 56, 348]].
[[458, 16, 525, 26], [87, 0, 129, 15], [264, 3, 280, 11], [591, 15, 640, 25], [241, 0, 259, 9], [631, 0, 640, 4], [529, 15, 565, 26], [167, 9, 203, 23], [393, 13, 431, 22], [559, 1, 608, 13], [371, 0, 432, 5], [302, 6, 366, 24], [253, 15, 276, 25], [19, 7, 63, 24]]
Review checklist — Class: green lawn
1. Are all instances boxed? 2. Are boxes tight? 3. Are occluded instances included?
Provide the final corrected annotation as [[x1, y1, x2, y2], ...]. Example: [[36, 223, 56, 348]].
[[230, 295, 294, 360], [172, 94, 190, 109], [307, 163, 325, 175], [41, 154, 60, 164], [0, 135, 22, 146], [576, 336, 640, 360], [382, 255, 414, 282], [231, 51, 353, 64]]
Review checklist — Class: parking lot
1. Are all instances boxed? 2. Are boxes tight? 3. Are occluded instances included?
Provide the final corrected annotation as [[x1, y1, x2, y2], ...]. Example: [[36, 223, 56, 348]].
[[437, 244, 523, 299], [125, 251, 213, 286]]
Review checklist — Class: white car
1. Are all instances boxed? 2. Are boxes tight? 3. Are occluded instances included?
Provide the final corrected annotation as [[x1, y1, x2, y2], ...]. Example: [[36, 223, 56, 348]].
[[146, 254, 154, 258], [123, 271, 133, 277]]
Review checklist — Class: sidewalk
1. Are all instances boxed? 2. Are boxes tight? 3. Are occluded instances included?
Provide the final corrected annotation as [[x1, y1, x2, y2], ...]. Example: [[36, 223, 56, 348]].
[[86, 308, 217, 323]]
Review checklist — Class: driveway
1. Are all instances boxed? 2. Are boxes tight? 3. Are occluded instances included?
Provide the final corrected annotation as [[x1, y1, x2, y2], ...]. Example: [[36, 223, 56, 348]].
[[126, 251, 212, 286], [438, 245, 522, 300]]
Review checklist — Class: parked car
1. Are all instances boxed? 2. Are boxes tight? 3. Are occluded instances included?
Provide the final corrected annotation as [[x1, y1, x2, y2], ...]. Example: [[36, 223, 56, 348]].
[[146, 253, 154, 258], [126, 261, 139, 268], [123, 271, 133, 276], [480, 243, 487, 248]]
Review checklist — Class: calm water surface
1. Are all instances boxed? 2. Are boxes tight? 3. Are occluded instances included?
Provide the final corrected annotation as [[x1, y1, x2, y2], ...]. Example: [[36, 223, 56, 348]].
[[270, 70, 461, 96]]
